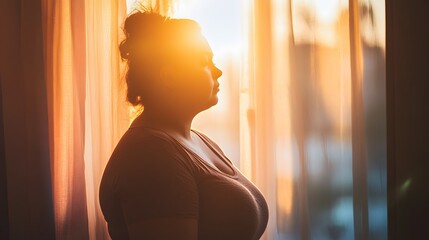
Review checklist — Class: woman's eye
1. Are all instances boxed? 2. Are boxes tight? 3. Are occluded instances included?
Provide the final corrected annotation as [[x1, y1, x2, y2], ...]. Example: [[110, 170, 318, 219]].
[[198, 54, 216, 68], [200, 57, 209, 66]]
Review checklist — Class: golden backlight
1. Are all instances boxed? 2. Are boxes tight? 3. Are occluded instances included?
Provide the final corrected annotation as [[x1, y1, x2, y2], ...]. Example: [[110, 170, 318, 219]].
[[126, 0, 244, 162], [122, 1, 387, 239]]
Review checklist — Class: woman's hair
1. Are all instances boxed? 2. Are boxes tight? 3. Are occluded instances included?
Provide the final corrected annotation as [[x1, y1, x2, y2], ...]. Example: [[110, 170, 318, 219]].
[[119, 10, 201, 106]]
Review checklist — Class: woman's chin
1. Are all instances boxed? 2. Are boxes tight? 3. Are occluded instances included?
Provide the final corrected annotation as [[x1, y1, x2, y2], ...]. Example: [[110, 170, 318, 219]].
[[199, 97, 218, 112], [211, 96, 219, 106]]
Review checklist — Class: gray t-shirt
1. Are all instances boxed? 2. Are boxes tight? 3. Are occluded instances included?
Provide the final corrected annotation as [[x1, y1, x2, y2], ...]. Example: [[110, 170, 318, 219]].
[[99, 126, 268, 240]]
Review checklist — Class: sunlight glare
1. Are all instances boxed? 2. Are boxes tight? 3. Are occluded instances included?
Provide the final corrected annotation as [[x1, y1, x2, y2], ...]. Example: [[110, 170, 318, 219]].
[[172, 0, 243, 56]]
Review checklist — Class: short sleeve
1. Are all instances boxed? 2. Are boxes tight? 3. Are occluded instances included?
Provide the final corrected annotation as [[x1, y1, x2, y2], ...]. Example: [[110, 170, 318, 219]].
[[117, 139, 198, 225]]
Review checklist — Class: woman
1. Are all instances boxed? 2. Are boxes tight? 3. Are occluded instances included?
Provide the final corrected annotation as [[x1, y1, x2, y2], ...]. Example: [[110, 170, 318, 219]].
[[99, 10, 268, 240]]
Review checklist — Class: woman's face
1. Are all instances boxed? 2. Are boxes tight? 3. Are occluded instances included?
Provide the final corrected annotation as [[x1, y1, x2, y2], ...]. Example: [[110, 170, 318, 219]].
[[168, 34, 223, 112]]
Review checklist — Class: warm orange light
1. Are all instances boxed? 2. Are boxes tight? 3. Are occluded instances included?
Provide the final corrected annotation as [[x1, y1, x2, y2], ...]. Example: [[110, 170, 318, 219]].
[[52, 0, 74, 233]]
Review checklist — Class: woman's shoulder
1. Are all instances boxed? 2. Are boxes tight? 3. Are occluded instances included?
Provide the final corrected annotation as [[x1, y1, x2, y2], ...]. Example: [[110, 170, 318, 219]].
[[108, 127, 193, 171], [116, 127, 175, 152]]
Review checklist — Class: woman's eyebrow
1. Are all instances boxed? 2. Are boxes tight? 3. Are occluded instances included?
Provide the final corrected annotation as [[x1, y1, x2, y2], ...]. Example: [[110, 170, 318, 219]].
[[203, 51, 214, 58]]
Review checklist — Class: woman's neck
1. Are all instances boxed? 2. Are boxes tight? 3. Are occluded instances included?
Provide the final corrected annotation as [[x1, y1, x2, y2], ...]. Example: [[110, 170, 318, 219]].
[[138, 107, 195, 140]]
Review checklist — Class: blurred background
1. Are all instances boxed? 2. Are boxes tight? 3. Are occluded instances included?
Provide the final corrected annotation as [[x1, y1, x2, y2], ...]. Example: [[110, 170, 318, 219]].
[[0, 0, 388, 239], [168, 1, 387, 239]]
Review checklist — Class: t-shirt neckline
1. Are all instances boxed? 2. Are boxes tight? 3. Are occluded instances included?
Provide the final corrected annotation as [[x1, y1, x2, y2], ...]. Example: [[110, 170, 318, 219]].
[[133, 126, 239, 178]]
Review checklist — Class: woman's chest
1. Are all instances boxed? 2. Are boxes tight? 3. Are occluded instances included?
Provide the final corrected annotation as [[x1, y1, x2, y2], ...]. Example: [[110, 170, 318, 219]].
[[195, 174, 269, 240]]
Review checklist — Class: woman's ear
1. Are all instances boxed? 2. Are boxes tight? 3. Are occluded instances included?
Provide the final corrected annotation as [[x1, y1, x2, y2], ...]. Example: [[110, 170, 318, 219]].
[[159, 66, 177, 89]]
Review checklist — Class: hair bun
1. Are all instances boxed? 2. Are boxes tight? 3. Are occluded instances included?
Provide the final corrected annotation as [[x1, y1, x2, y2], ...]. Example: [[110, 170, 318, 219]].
[[119, 39, 130, 60], [119, 11, 168, 60]]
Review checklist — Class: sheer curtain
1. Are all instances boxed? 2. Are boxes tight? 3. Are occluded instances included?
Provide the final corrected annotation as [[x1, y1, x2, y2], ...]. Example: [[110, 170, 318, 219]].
[[42, 0, 386, 239], [173, 0, 385, 239], [43, 0, 128, 239], [242, 0, 386, 239]]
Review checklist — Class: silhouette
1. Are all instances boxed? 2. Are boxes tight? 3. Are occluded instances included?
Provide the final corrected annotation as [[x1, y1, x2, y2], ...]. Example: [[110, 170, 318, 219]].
[[99, 10, 269, 240]]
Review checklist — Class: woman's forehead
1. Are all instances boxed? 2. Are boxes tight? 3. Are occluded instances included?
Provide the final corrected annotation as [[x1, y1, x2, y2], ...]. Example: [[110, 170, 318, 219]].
[[181, 33, 213, 55], [163, 31, 214, 63]]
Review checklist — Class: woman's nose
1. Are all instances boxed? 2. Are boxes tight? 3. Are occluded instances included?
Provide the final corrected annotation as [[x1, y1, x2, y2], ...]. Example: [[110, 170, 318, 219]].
[[212, 66, 222, 79]]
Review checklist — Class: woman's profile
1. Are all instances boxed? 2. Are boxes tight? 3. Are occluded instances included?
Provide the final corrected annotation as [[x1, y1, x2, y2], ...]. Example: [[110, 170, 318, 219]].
[[99, 10, 269, 240]]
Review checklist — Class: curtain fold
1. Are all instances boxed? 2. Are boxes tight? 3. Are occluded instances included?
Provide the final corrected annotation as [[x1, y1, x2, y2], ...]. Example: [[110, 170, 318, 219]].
[[43, 0, 128, 239], [83, 0, 128, 239], [1, 0, 55, 239], [43, 0, 89, 238], [349, 0, 369, 239], [242, 0, 278, 239]]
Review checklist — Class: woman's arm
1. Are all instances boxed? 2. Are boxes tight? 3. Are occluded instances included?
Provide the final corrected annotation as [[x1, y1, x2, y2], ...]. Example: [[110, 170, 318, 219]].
[[128, 218, 198, 240], [118, 137, 199, 239]]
